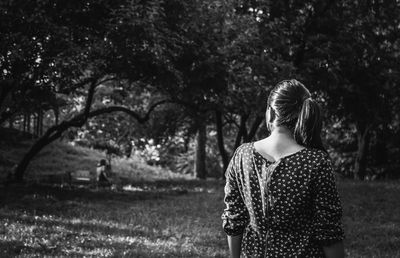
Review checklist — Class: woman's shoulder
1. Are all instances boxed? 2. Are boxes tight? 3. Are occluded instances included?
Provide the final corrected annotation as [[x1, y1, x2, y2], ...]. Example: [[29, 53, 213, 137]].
[[228, 143, 254, 162], [301, 148, 333, 171], [236, 142, 253, 152], [232, 142, 255, 158], [303, 147, 329, 160]]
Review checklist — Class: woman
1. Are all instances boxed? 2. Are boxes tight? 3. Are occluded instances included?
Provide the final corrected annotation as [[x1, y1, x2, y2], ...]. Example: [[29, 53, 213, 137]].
[[221, 79, 345, 258]]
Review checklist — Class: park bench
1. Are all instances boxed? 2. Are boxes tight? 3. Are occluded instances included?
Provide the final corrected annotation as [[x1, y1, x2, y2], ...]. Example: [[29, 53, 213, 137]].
[[68, 170, 94, 185]]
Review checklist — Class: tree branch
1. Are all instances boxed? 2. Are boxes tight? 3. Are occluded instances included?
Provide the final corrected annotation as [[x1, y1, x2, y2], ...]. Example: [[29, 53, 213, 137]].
[[246, 115, 264, 141], [82, 101, 169, 124], [56, 77, 99, 94]]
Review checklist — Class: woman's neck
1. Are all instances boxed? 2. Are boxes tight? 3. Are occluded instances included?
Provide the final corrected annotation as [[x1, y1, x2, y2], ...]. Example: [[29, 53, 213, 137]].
[[264, 126, 303, 153], [269, 126, 295, 142], [254, 127, 304, 161]]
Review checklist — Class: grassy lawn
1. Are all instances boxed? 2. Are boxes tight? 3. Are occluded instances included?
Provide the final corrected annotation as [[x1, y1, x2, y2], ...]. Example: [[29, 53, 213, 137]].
[[0, 179, 400, 257]]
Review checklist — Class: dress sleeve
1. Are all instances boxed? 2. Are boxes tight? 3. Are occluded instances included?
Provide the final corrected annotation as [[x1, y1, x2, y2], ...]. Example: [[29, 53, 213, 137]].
[[311, 156, 345, 246], [221, 148, 249, 236]]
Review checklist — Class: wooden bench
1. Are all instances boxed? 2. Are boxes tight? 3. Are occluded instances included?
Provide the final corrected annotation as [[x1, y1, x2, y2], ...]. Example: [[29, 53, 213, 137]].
[[68, 170, 94, 185]]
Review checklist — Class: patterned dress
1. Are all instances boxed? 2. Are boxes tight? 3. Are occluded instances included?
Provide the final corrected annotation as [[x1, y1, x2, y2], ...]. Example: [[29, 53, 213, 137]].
[[221, 142, 344, 257]]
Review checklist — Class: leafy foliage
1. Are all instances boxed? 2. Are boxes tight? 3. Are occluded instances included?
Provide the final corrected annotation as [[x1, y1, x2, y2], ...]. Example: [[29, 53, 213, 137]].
[[1, 0, 400, 180]]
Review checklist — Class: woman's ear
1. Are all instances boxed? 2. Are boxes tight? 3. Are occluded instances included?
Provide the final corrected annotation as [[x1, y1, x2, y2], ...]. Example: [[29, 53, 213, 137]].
[[266, 106, 275, 132]]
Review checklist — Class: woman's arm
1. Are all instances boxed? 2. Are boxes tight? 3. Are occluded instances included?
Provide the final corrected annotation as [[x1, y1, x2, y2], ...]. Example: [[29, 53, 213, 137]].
[[310, 157, 345, 257], [227, 234, 243, 258], [323, 241, 345, 258], [222, 147, 249, 258]]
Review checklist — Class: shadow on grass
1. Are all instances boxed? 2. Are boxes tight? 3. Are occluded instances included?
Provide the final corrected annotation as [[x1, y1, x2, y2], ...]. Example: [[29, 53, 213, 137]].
[[0, 179, 223, 206], [0, 182, 193, 221], [0, 181, 193, 204]]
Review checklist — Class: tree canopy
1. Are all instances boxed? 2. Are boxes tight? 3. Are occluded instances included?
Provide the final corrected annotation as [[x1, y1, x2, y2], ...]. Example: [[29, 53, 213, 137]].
[[1, 0, 399, 181]]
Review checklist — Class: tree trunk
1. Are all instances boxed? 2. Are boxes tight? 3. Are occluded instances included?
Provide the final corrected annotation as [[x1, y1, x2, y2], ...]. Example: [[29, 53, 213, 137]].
[[234, 114, 249, 150], [245, 115, 264, 142], [27, 113, 31, 134], [194, 120, 207, 179], [0, 81, 13, 126], [23, 114, 27, 133], [215, 110, 229, 177], [14, 131, 61, 182], [374, 126, 388, 166], [19, 115, 23, 131], [354, 124, 371, 180], [39, 111, 43, 136], [54, 107, 59, 125], [9, 117, 13, 129], [35, 113, 39, 137]]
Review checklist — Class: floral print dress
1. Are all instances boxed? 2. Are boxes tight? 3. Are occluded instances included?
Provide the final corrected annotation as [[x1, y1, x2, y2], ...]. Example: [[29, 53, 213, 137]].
[[221, 142, 344, 257]]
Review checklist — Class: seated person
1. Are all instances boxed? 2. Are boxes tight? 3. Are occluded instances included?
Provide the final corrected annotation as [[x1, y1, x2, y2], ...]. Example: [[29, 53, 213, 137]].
[[96, 159, 112, 186]]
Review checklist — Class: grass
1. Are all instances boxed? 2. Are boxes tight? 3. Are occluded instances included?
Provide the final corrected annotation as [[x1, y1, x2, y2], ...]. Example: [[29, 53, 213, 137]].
[[340, 181, 400, 257], [1, 132, 399, 257], [0, 180, 227, 257], [0, 179, 400, 257]]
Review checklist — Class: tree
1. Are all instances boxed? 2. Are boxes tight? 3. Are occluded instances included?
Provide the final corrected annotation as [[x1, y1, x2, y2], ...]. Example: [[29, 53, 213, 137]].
[[299, 0, 400, 179], [245, 0, 400, 179], [9, 0, 182, 181], [159, 0, 283, 177]]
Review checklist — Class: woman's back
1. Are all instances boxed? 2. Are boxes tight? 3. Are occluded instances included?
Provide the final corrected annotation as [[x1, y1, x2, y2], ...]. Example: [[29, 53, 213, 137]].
[[222, 80, 344, 257], [222, 142, 344, 257]]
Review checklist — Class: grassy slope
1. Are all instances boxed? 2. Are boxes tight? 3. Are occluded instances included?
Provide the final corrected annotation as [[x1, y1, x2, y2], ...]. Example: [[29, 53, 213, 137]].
[[0, 138, 189, 182]]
